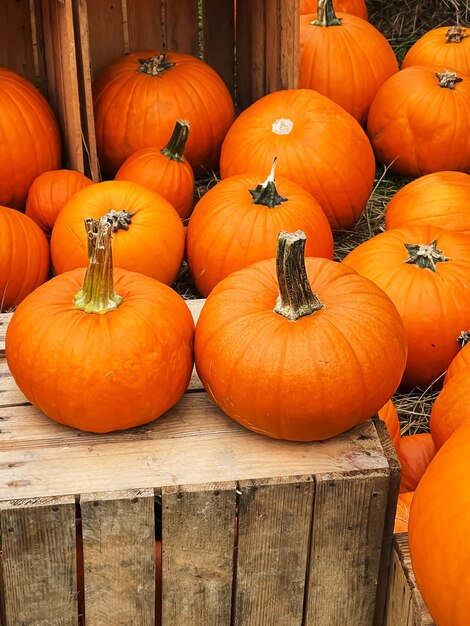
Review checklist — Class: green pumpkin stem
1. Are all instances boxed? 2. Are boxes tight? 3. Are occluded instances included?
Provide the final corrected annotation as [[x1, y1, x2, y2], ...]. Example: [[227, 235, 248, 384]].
[[160, 120, 190, 163], [312, 0, 342, 26], [403, 240, 451, 272], [274, 230, 323, 321], [436, 70, 463, 90], [73, 217, 123, 315], [446, 25, 468, 44], [249, 158, 288, 208], [457, 331, 470, 347], [136, 53, 175, 76]]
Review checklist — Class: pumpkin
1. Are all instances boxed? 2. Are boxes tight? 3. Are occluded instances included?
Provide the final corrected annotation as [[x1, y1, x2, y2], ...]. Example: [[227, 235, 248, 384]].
[[367, 66, 470, 177], [443, 332, 470, 384], [186, 159, 334, 297], [402, 25, 470, 76], [343, 224, 470, 390], [220, 89, 375, 231], [300, 0, 368, 19], [93, 51, 235, 177], [50, 180, 185, 286], [385, 171, 470, 234], [398, 433, 436, 493], [25, 169, 94, 237], [378, 399, 401, 451], [6, 217, 194, 433], [0, 67, 61, 210], [394, 491, 414, 534], [115, 119, 195, 220], [0, 205, 50, 311], [194, 230, 407, 441], [409, 421, 470, 625], [299, 0, 398, 124], [430, 367, 470, 449]]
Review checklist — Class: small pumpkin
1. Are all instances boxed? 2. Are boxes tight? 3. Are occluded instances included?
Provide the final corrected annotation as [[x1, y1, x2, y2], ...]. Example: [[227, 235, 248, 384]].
[[430, 367, 470, 449], [378, 399, 401, 451], [402, 25, 470, 76], [443, 331, 470, 384], [300, 0, 368, 19], [394, 491, 414, 534], [398, 433, 436, 493]]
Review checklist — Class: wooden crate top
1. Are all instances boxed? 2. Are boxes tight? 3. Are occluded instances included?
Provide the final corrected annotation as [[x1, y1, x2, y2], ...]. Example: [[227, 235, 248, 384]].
[[0, 300, 388, 501]]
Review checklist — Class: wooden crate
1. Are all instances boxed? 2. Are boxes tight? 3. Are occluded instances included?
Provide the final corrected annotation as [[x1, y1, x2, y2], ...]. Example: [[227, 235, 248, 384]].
[[0, 301, 399, 625], [385, 534, 435, 626]]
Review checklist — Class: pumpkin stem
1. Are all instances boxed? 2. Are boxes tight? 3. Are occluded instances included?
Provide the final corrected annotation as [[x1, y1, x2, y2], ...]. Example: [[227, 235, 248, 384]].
[[436, 70, 463, 90], [73, 217, 123, 315], [160, 120, 190, 163], [136, 53, 176, 76], [312, 0, 342, 26], [446, 25, 468, 43], [274, 230, 323, 321], [249, 158, 288, 208], [403, 240, 451, 272], [104, 209, 135, 232], [457, 330, 470, 347]]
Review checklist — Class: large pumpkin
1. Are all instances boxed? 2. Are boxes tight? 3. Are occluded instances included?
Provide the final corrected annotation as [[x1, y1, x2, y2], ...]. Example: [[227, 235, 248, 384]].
[[219, 89, 376, 231], [300, 0, 368, 19], [50, 180, 185, 285], [194, 230, 407, 441], [6, 217, 194, 433], [93, 51, 235, 177], [0, 67, 61, 210], [409, 421, 470, 625], [429, 367, 470, 449], [385, 171, 470, 234], [299, 0, 398, 124], [378, 399, 401, 451], [186, 160, 334, 297], [343, 224, 470, 390], [398, 433, 436, 493], [367, 66, 470, 177], [402, 25, 470, 76], [443, 333, 470, 384], [0, 206, 50, 311]]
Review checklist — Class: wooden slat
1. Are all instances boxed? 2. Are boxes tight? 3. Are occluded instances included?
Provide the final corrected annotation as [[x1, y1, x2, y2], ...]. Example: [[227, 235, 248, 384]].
[[161, 482, 236, 625], [305, 469, 390, 625], [265, 0, 299, 95], [80, 489, 155, 624], [201, 0, 235, 97], [0, 496, 77, 625], [235, 0, 265, 111], [0, 0, 36, 84], [86, 0, 125, 79], [233, 476, 314, 625], [163, 0, 200, 56], [0, 312, 13, 357], [126, 0, 164, 52]]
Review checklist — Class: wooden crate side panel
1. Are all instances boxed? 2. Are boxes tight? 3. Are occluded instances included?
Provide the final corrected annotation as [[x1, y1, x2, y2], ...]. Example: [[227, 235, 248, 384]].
[[162, 0, 200, 57], [201, 0, 235, 97], [384, 546, 412, 626], [80, 489, 155, 625], [234, 477, 314, 626], [0, 313, 13, 357], [161, 482, 236, 625], [0, 0, 37, 85], [235, 0, 265, 110], [305, 470, 390, 626], [126, 0, 164, 52], [86, 0, 126, 79], [0, 496, 78, 625]]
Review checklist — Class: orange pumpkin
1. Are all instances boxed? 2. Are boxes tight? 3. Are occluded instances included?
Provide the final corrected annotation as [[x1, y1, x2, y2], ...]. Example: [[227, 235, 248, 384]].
[[402, 25, 470, 76], [26, 169, 94, 237], [299, 1, 398, 124], [194, 230, 407, 441], [409, 421, 470, 625], [93, 51, 235, 177], [220, 89, 375, 230], [430, 367, 470, 449], [186, 160, 334, 297], [115, 120, 195, 220], [300, 0, 368, 19], [385, 171, 470, 234], [398, 433, 436, 493], [6, 217, 195, 433], [50, 180, 185, 286], [394, 491, 414, 534], [378, 399, 401, 451], [367, 66, 470, 177], [0, 205, 50, 311], [444, 333, 470, 384]]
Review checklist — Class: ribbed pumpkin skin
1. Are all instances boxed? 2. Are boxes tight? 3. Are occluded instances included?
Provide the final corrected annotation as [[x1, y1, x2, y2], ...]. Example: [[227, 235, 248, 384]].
[[195, 257, 407, 441], [26, 169, 94, 236], [220, 89, 376, 230], [0, 206, 50, 311], [444, 344, 470, 384], [300, 15, 398, 124], [385, 171, 470, 234], [0, 68, 61, 210], [50, 181, 185, 285], [300, 0, 368, 18], [343, 225, 470, 390], [93, 51, 235, 177], [402, 26, 470, 75], [186, 174, 334, 297], [409, 422, 470, 625], [430, 367, 470, 449], [5, 268, 195, 433], [398, 433, 436, 493], [115, 147, 195, 220], [378, 399, 401, 451], [367, 66, 470, 177]]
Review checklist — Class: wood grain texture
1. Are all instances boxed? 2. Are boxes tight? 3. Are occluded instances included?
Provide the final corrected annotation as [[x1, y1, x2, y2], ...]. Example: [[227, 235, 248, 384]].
[[161, 482, 236, 625], [236, 0, 265, 110], [0, 496, 78, 625], [201, 0, 235, 96], [0, 0, 36, 84], [0, 313, 13, 357], [86, 0, 125, 79], [163, 0, 199, 56], [265, 0, 299, 94], [126, 0, 164, 52], [80, 489, 155, 625], [305, 469, 390, 626], [234, 476, 314, 625], [384, 544, 412, 626]]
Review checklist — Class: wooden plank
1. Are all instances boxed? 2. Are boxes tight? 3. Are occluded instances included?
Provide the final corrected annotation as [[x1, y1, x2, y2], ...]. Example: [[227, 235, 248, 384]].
[[163, 0, 199, 57], [0, 495, 78, 625], [265, 0, 299, 95], [80, 489, 155, 624], [161, 482, 236, 625], [201, 0, 235, 97], [0, 312, 13, 357], [305, 469, 390, 625], [384, 543, 412, 626], [126, 0, 164, 52], [233, 476, 314, 625], [235, 0, 266, 110], [86, 0, 125, 79], [0, 0, 36, 84]]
